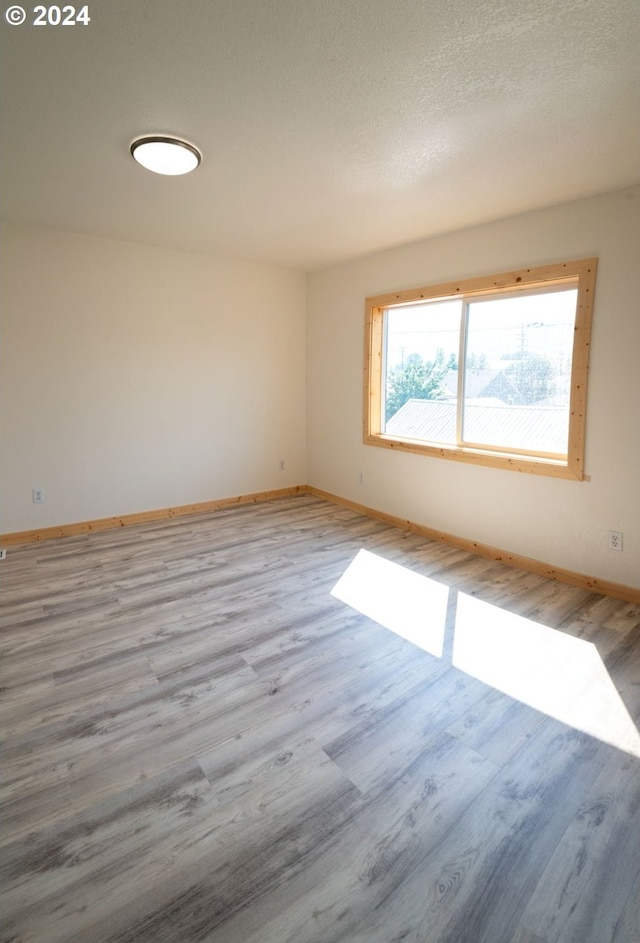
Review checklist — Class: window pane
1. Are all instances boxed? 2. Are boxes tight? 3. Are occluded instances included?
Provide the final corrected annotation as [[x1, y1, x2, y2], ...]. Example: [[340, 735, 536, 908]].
[[462, 288, 577, 454], [383, 299, 461, 443]]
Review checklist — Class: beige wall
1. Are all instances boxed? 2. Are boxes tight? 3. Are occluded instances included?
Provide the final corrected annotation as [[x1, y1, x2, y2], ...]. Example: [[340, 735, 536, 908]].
[[0, 223, 306, 532], [306, 187, 640, 588]]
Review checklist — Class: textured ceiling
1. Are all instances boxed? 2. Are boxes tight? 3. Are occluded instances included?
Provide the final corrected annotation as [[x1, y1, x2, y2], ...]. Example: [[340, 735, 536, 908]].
[[1, 0, 639, 270]]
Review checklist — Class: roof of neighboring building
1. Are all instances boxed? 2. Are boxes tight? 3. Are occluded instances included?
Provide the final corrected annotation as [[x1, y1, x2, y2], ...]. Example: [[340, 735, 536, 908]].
[[385, 399, 569, 454]]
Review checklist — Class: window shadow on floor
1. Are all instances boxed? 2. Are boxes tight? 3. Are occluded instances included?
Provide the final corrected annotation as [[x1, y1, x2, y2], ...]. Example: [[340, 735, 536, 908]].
[[331, 548, 640, 758]]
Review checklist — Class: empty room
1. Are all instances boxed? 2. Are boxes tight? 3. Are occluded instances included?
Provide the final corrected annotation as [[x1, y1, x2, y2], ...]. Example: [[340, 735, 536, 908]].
[[1, 2, 639, 942]]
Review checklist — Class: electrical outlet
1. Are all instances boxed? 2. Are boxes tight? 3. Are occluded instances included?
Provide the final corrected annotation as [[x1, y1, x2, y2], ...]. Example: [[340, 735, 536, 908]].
[[279, 459, 285, 472], [32, 488, 44, 504], [358, 472, 365, 485], [608, 530, 623, 551], [0, 549, 6, 561]]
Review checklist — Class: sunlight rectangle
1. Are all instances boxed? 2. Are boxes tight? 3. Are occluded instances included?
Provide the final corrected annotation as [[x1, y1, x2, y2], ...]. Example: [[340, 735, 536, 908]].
[[330, 551, 639, 757], [330, 549, 449, 657], [453, 593, 640, 757]]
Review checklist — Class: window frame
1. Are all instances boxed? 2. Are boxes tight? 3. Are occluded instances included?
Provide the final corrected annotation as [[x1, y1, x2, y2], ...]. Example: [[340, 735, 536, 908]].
[[363, 258, 597, 480]]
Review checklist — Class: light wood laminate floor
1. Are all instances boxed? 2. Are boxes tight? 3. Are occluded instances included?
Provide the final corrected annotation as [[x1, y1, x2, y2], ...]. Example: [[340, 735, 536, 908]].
[[1, 494, 639, 942]]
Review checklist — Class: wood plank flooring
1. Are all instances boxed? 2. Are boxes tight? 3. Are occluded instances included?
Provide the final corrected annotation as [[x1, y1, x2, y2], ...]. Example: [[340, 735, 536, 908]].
[[1, 494, 639, 942]]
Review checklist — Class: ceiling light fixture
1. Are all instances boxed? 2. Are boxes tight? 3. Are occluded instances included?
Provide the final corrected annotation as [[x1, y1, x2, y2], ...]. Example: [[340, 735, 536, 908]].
[[130, 135, 202, 176]]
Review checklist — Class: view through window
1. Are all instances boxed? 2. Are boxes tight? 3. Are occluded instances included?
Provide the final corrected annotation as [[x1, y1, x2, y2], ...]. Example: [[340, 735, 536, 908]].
[[365, 259, 597, 479]]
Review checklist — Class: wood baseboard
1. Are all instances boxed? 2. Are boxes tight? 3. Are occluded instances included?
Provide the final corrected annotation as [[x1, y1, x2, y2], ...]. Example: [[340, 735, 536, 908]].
[[0, 486, 305, 546], [306, 486, 640, 605], [2, 482, 637, 604]]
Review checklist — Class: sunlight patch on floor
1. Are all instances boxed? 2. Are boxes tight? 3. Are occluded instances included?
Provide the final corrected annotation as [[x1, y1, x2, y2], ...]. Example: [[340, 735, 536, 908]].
[[332, 549, 640, 758], [330, 548, 449, 657], [453, 593, 640, 758]]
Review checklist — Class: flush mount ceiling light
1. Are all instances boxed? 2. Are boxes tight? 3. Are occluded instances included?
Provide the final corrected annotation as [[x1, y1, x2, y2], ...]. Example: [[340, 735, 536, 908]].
[[130, 136, 202, 176]]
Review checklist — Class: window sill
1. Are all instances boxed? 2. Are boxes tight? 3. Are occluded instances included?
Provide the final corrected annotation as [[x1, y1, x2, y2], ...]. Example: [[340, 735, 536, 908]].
[[364, 433, 588, 480]]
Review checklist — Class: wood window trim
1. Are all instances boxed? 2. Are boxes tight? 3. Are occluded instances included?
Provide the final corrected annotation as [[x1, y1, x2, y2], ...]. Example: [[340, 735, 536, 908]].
[[363, 258, 597, 480]]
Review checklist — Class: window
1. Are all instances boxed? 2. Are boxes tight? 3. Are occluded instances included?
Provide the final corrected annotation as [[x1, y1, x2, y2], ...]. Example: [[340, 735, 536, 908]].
[[364, 258, 597, 479]]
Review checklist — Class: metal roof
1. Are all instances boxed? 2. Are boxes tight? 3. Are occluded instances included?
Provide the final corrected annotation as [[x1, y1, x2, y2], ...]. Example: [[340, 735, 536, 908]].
[[385, 399, 569, 454]]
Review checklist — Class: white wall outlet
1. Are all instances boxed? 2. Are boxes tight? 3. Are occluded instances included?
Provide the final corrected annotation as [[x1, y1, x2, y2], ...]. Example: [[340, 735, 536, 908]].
[[279, 459, 285, 472], [32, 488, 44, 504], [0, 549, 6, 561], [608, 530, 623, 551], [358, 472, 365, 485]]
